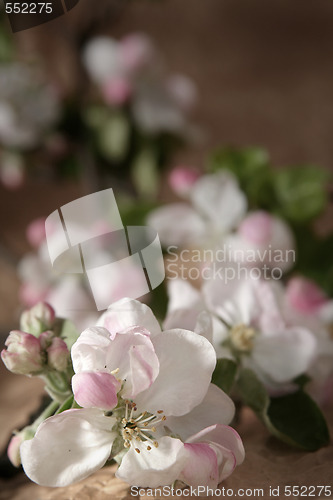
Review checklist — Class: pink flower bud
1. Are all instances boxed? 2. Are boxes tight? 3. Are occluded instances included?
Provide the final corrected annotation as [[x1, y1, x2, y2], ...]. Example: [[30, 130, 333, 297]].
[[236, 211, 295, 272], [169, 166, 201, 197], [7, 434, 23, 467], [239, 211, 273, 245], [102, 77, 132, 106], [120, 33, 154, 74], [39, 330, 55, 350], [47, 337, 70, 372], [286, 276, 328, 315], [26, 218, 46, 248], [20, 302, 55, 337], [1, 331, 43, 375]]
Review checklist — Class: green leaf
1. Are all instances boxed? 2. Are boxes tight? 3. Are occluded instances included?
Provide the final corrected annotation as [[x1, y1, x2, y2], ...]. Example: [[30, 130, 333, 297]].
[[267, 391, 330, 451], [208, 147, 273, 208], [273, 166, 329, 223], [212, 358, 238, 394], [209, 147, 269, 177], [119, 200, 158, 227], [237, 369, 330, 451], [237, 368, 269, 414]]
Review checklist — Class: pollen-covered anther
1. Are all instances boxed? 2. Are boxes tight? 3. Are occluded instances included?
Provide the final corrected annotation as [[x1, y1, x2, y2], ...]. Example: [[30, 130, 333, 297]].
[[230, 323, 256, 352], [120, 401, 165, 451]]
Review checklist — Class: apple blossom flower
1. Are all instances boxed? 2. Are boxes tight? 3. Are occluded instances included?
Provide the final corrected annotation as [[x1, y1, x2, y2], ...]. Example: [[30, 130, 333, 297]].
[[148, 170, 247, 248], [20, 298, 244, 488], [284, 276, 333, 405], [225, 210, 296, 272], [165, 275, 317, 394], [83, 34, 197, 138], [82, 34, 154, 87], [205, 276, 318, 393], [1, 330, 43, 375]]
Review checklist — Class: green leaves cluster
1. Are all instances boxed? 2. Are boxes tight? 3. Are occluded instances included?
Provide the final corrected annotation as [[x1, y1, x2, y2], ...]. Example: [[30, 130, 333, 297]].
[[209, 146, 333, 294], [213, 360, 330, 452], [209, 146, 330, 224]]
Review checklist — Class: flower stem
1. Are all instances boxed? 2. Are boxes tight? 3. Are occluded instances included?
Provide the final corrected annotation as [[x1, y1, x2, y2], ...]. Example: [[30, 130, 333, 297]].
[[30, 400, 60, 432]]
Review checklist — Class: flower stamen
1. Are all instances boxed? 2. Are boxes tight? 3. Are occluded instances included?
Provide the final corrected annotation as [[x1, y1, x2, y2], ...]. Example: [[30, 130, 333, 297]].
[[120, 401, 165, 451]]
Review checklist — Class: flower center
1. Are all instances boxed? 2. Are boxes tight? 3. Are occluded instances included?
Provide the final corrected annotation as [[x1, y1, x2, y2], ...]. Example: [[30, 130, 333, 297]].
[[230, 323, 256, 352], [120, 400, 166, 453]]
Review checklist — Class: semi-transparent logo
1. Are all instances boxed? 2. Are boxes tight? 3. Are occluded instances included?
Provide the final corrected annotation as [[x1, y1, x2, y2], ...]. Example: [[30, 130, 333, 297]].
[[45, 188, 165, 311]]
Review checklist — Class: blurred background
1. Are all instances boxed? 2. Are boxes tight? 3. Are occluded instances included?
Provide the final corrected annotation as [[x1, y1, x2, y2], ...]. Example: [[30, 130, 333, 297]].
[[1, 0, 333, 329], [1, 0, 333, 495]]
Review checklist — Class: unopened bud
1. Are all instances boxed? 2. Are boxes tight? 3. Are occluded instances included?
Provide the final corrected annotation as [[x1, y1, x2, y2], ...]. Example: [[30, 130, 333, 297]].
[[168, 166, 200, 197], [39, 330, 54, 350], [47, 337, 69, 372], [20, 302, 55, 337], [1, 331, 43, 375], [7, 434, 23, 467], [7, 427, 35, 467], [286, 276, 328, 315]]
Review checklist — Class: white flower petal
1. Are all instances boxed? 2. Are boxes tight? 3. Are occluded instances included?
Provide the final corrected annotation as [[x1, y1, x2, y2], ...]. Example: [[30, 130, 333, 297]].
[[106, 326, 160, 398], [147, 203, 206, 247], [71, 327, 111, 373], [20, 409, 115, 487], [191, 171, 247, 232], [253, 327, 317, 383], [116, 436, 186, 487], [97, 298, 161, 338], [135, 330, 216, 416], [163, 308, 198, 332], [165, 384, 235, 441], [166, 279, 202, 313]]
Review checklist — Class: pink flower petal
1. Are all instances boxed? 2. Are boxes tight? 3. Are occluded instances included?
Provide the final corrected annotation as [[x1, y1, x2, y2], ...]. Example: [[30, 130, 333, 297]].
[[180, 442, 218, 488], [72, 372, 120, 410]]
